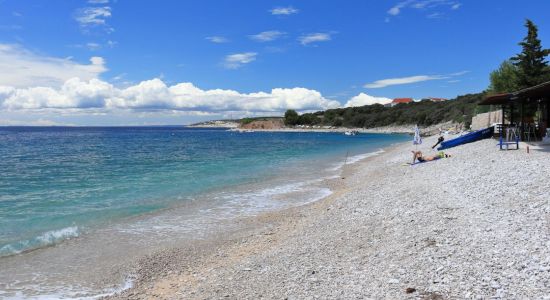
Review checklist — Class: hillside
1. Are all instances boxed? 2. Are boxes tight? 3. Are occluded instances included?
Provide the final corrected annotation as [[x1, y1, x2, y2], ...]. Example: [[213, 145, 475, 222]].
[[240, 118, 284, 130], [289, 93, 489, 128], [188, 93, 490, 130]]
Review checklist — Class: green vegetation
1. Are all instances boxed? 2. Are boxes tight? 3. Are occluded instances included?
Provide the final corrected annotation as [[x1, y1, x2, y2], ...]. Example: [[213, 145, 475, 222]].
[[284, 109, 299, 126], [489, 19, 549, 93], [240, 118, 255, 125], [511, 19, 550, 88], [284, 93, 484, 129], [488, 60, 520, 94]]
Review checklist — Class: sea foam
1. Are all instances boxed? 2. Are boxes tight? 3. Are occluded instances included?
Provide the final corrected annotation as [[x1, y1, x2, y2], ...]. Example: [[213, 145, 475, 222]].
[[327, 149, 385, 172], [0, 226, 80, 257]]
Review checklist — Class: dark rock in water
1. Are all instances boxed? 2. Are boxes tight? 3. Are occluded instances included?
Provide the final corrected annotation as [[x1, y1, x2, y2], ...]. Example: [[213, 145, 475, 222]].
[[405, 287, 416, 294]]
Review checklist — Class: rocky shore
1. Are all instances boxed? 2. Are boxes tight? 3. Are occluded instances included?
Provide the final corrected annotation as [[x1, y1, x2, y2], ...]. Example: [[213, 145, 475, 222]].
[[109, 136, 550, 299], [189, 119, 460, 135]]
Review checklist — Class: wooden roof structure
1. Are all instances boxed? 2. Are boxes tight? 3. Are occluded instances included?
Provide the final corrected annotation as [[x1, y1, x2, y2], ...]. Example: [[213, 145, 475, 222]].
[[480, 80, 550, 105]]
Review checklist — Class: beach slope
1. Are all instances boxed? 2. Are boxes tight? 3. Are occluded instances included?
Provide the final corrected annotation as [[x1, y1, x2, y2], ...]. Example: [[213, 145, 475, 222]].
[[111, 136, 550, 299]]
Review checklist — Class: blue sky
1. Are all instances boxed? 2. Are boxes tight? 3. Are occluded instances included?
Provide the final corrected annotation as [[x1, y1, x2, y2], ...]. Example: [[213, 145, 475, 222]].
[[0, 0, 549, 125]]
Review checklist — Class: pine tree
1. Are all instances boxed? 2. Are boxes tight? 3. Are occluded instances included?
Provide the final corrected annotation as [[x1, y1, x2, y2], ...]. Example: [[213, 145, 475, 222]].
[[511, 19, 550, 88]]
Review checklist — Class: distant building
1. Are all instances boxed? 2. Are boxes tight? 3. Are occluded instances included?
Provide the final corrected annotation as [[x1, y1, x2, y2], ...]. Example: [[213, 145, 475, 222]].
[[421, 97, 448, 102], [390, 98, 413, 107]]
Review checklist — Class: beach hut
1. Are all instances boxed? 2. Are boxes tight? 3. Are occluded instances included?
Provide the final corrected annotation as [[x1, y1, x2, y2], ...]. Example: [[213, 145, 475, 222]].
[[479, 80, 550, 142]]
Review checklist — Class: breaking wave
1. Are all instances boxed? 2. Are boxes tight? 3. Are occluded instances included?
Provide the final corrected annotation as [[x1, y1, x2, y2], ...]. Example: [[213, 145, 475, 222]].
[[0, 226, 80, 257]]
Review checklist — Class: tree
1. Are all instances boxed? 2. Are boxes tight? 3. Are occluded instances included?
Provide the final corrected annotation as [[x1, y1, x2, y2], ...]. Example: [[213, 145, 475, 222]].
[[488, 60, 520, 93], [297, 113, 320, 125], [284, 109, 299, 126], [511, 19, 550, 88]]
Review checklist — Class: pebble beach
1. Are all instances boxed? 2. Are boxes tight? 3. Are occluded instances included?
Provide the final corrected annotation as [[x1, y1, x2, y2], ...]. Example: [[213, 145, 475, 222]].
[[109, 135, 550, 299]]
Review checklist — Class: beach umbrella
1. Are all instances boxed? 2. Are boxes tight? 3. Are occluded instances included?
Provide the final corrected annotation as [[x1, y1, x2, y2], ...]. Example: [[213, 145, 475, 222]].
[[413, 125, 422, 147]]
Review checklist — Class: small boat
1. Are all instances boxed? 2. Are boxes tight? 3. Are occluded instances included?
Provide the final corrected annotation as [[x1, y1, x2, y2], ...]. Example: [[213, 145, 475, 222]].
[[344, 130, 358, 136], [437, 126, 494, 150]]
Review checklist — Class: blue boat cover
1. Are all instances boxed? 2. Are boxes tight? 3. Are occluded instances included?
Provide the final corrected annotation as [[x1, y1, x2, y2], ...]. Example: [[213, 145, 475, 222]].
[[437, 126, 494, 150]]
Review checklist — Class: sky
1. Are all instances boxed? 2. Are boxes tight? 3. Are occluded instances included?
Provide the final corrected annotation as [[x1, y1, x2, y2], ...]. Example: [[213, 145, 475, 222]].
[[0, 0, 549, 126]]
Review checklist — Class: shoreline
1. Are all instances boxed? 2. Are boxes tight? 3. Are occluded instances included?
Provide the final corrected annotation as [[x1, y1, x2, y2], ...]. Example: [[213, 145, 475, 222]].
[[193, 121, 459, 136], [109, 136, 550, 299], [0, 132, 404, 299], [187, 123, 414, 134], [106, 140, 408, 299]]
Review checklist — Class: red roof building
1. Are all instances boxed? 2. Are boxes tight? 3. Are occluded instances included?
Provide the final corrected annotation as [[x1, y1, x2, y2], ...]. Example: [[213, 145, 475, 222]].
[[390, 98, 413, 107]]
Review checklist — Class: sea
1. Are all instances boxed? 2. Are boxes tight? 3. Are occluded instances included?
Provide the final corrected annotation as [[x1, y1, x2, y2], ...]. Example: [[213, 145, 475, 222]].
[[0, 126, 409, 298]]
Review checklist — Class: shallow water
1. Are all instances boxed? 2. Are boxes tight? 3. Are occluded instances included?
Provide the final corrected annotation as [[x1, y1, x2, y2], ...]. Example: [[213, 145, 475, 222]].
[[0, 126, 408, 298]]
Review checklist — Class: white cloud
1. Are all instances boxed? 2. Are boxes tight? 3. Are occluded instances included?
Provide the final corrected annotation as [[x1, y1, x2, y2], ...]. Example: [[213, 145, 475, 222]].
[[249, 31, 285, 42], [345, 93, 392, 107], [86, 42, 101, 50], [75, 7, 111, 26], [0, 45, 397, 120], [387, 0, 461, 17], [0, 44, 107, 88], [270, 6, 299, 15], [364, 71, 468, 88], [0, 78, 341, 113], [1, 78, 112, 109], [206, 36, 229, 43], [388, 0, 414, 15], [88, 0, 109, 3], [223, 52, 257, 69], [449, 70, 469, 76], [298, 33, 332, 46], [427, 12, 442, 18], [75, 6, 113, 33], [112, 73, 127, 81], [70, 40, 117, 50], [364, 75, 444, 88]]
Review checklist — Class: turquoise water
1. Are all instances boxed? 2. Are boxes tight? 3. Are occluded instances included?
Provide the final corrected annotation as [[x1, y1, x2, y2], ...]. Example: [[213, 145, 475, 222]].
[[0, 127, 408, 257]]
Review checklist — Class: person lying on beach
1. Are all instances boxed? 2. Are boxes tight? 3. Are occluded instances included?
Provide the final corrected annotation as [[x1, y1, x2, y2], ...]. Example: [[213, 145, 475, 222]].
[[411, 151, 451, 164]]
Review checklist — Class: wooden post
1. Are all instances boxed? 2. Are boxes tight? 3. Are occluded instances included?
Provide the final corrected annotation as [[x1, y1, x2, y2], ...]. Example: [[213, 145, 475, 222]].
[[520, 100, 525, 141], [501, 104, 505, 138], [510, 103, 515, 125], [546, 97, 550, 136]]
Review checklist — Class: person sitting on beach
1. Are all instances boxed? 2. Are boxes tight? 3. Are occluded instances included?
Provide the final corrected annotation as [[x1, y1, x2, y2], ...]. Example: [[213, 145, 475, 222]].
[[432, 136, 445, 149], [411, 151, 451, 164]]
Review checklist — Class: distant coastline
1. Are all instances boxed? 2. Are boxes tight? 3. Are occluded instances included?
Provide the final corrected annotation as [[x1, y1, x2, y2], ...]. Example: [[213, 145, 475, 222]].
[[187, 120, 240, 128], [188, 118, 459, 136]]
